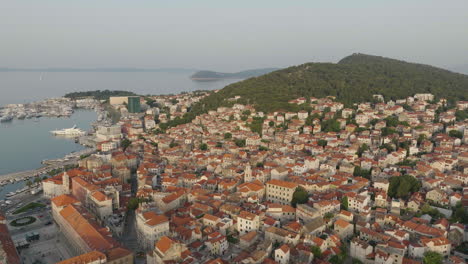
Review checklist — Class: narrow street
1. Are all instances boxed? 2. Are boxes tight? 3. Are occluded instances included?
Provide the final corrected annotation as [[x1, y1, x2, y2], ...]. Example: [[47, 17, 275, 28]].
[[120, 173, 139, 252]]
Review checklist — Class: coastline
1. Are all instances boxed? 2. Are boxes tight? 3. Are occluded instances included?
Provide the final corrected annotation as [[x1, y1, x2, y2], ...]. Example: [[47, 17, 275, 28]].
[[191, 77, 243, 81], [0, 108, 99, 190]]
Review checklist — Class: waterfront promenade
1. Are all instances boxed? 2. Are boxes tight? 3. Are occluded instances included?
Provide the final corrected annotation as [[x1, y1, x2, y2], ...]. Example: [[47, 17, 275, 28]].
[[0, 148, 95, 184]]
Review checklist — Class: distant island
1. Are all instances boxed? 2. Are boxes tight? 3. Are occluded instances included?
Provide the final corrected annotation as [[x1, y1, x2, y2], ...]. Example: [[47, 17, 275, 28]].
[[450, 64, 468, 75], [0, 67, 196, 73], [190, 68, 279, 81]]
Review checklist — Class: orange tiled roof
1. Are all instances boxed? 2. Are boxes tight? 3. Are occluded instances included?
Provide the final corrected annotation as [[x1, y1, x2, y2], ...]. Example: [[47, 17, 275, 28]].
[[335, 219, 351, 229], [51, 194, 80, 207], [56, 251, 106, 264], [142, 211, 168, 226], [91, 191, 109, 202], [266, 179, 298, 189], [155, 236, 173, 254], [59, 205, 114, 252]]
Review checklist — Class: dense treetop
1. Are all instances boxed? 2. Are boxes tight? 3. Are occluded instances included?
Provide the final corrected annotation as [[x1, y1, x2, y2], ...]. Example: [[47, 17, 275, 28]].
[[64, 90, 137, 100]]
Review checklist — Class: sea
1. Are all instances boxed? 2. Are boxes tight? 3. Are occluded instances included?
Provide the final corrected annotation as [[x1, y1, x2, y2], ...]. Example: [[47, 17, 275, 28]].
[[0, 71, 240, 181], [0, 71, 240, 106]]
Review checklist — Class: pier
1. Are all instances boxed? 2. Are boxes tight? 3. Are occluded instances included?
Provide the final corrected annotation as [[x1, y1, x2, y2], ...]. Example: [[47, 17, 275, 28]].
[[0, 148, 95, 184]]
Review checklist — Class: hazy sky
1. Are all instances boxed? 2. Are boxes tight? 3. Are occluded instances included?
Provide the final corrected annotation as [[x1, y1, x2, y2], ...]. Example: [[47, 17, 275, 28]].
[[1, 0, 467, 71]]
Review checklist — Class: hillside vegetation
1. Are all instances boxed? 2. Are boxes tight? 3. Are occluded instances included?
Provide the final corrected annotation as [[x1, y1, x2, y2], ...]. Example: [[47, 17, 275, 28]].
[[64, 90, 137, 100], [185, 54, 468, 115]]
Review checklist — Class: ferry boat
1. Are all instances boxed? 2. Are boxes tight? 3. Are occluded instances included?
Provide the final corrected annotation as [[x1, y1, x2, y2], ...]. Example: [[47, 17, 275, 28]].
[[50, 125, 86, 136]]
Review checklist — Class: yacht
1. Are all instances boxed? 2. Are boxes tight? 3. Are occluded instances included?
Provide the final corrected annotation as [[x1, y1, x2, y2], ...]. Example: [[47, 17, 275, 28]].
[[0, 115, 13, 122], [51, 125, 86, 136]]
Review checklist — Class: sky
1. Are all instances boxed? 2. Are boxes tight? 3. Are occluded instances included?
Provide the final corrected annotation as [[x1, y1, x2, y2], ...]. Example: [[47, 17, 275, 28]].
[[1, 0, 467, 71]]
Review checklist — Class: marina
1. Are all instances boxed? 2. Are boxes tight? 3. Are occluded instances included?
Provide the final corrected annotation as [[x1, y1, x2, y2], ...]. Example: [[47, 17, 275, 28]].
[[0, 109, 98, 175]]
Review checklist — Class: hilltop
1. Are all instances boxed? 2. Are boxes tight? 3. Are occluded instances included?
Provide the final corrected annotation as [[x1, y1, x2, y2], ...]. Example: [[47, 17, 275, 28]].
[[190, 68, 279, 81], [188, 54, 468, 113], [161, 54, 468, 128]]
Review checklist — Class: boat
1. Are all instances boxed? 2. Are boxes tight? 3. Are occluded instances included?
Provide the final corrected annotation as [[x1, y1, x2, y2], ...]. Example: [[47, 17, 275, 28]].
[[50, 125, 86, 136], [17, 113, 26, 119], [0, 115, 13, 122]]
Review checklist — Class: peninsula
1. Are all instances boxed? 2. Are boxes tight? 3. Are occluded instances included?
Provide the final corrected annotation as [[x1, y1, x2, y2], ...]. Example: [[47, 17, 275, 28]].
[[190, 68, 279, 81]]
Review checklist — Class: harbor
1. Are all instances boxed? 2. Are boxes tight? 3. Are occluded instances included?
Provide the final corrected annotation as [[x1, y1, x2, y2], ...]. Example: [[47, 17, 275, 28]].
[[0, 110, 101, 190], [0, 97, 100, 121], [0, 148, 95, 186]]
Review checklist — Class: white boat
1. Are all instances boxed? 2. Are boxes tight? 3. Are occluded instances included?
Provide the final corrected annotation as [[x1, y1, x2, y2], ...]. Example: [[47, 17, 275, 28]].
[[0, 115, 13, 122], [50, 125, 86, 136]]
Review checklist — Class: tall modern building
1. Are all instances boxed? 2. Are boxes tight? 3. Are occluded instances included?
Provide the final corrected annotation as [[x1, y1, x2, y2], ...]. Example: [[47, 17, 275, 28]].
[[127, 96, 141, 113]]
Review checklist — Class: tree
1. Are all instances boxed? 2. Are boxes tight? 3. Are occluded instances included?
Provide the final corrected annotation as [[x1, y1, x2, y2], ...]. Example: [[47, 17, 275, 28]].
[[34, 177, 41, 183], [384, 116, 399, 127], [324, 212, 334, 220], [381, 127, 397, 136], [259, 146, 268, 151], [318, 139, 327, 147], [357, 143, 369, 157], [352, 258, 364, 264], [353, 166, 371, 179], [321, 119, 341, 132], [234, 139, 246, 147], [388, 175, 421, 199], [224, 133, 232, 139], [421, 203, 443, 219], [169, 141, 179, 148], [448, 130, 463, 139], [26, 180, 32, 188], [455, 109, 468, 121], [341, 196, 348, 210], [199, 143, 208, 151], [127, 198, 139, 210], [121, 138, 131, 150], [268, 121, 275, 127], [451, 202, 468, 224], [310, 245, 322, 259], [291, 187, 309, 207], [423, 251, 443, 264], [417, 134, 427, 145], [380, 143, 394, 152]]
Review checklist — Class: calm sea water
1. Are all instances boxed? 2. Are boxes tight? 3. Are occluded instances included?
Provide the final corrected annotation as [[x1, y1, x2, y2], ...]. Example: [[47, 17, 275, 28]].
[[0, 71, 241, 106], [0, 110, 96, 175]]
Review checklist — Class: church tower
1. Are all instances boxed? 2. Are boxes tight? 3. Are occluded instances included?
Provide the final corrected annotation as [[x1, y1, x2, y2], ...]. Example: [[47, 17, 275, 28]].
[[244, 164, 252, 182]]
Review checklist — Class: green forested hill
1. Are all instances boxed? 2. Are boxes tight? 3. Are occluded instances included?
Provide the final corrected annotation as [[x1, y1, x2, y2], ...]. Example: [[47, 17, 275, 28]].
[[167, 54, 468, 127], [64, 90, 137, 100]]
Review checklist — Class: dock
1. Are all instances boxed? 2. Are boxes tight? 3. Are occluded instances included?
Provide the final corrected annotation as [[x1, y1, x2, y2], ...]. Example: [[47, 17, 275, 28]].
[[0, 148, 95, 184]]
